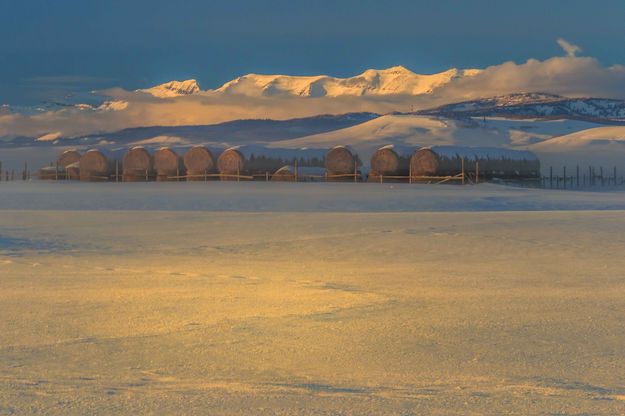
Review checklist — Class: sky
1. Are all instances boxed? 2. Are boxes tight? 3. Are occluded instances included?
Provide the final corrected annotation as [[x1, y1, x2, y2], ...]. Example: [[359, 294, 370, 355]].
[[2, 0, 625, 105]]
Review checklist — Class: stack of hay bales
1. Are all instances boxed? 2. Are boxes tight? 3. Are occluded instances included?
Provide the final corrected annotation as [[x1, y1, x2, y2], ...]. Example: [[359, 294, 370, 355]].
[[122, 146, 153, 181], [183, 145, 221, 181], [79, 149, 122, 181], [324, 145, 361, 181], [368, 144, 418, 182], [410, 146, 541, 180], [154, 147, 184, 181], [218, 145, 326, 180], [271, 165, 327, 182], [38, 149, 82, 180]]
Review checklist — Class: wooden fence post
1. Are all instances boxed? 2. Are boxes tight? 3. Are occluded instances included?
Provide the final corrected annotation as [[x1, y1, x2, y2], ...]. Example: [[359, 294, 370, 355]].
[[549, 166, 553, 188], [475, 162, 479, 184], [461, 158, 465, 185], [576, 165, 579, 187], [600, 167, 604, 186], [563, 166, 566, 189], [354, 161, 357, 183]]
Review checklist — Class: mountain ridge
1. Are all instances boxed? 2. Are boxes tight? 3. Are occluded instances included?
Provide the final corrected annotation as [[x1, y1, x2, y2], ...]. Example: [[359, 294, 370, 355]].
[[140, 66, 482, 98]]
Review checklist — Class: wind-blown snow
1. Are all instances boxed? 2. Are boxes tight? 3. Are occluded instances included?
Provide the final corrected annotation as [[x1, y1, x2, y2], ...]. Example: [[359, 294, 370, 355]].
[[2, 184, 625, 414]]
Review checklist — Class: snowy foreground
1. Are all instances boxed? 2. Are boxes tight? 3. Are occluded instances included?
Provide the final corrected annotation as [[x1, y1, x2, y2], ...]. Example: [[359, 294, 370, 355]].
[[1, 183, 625, 414]]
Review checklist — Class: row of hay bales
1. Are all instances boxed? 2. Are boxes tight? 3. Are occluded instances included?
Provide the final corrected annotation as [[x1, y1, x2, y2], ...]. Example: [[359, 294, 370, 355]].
[[368, 144, 540, 181], [42, 145, 363, 182], [42, 144, 540, 182]]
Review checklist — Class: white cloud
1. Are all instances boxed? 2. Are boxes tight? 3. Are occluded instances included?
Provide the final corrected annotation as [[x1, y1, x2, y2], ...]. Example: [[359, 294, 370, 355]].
[[3, 53, 625, 138], [557, 38, 582, 57]]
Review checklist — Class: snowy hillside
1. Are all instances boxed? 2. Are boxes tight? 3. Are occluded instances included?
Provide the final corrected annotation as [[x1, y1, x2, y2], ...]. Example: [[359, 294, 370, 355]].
[[530, 126, 625, 169], [419, 93, 625, 122], [276, 114, 604, 162]]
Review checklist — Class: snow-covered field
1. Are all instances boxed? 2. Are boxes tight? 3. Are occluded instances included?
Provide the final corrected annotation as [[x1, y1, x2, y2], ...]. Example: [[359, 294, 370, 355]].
[[2, 183, 625, 414]]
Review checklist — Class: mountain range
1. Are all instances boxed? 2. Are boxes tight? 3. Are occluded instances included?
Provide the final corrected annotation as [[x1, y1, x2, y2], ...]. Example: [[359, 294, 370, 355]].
[[139, 66, 481, 98]]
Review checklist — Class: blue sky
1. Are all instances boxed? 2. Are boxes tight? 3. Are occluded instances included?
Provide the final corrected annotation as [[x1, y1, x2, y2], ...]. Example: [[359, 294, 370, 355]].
[[2, 0, 625, 104]]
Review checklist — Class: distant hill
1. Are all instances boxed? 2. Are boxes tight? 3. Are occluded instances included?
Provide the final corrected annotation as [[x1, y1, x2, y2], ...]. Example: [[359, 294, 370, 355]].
[[0, 113, 379, 148], [416, 93, 625, 123]]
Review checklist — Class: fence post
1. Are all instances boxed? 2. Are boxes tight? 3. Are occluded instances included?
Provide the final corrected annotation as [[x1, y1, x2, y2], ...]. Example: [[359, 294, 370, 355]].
[[115, 160, 119, 182], [563, 166, 566, 189], [614, 166, 617, 187], [600, 167, 604, 186], [265, 171, 269, 182], [461, 158, 465, 185], [576, 165, 579, 187], [294, 160, 298, 182], [409, 162, 412, 184], [549, 166, 553, 188], [475, 162, 479, 184], [354, 161, 357, 183]]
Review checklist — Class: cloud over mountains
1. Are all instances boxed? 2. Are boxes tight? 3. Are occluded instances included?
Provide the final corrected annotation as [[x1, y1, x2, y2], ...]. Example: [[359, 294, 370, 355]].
[[3, 44, 625, 138]]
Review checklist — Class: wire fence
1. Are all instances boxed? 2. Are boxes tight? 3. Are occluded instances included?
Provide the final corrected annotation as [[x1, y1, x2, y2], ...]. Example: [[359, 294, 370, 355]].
[[2, 160, 624, 190]]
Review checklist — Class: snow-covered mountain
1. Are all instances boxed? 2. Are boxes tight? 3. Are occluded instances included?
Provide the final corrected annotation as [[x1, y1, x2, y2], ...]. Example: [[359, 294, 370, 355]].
[[138, 66, 481, 98], [215, 66, 481, 97], [418, 93, 625, 122], [139, 79, 201, 98]]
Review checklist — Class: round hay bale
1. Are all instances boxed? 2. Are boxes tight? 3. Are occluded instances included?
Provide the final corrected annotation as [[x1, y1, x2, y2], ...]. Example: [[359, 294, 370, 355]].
[[271, 166, 296, 182], [217, 147, 245, 179], [369, 145, 416, 181], [410, 148, 440, 177], [80, 149, 112, 181], [184, 145, 218, 180], [57, 149, 81, 168], [122, 146, 153, 181], [154, 147, 182, 181], [325, 145, 360, 181]]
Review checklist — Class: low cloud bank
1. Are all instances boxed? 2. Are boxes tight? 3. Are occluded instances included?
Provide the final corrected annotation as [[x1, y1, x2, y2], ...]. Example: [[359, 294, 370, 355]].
[[3, 52, 625, 138]]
